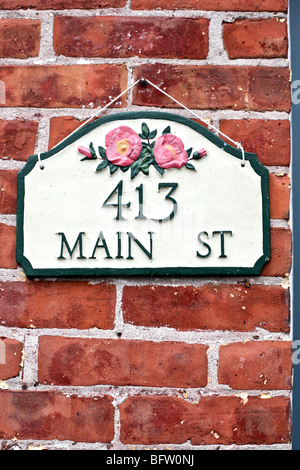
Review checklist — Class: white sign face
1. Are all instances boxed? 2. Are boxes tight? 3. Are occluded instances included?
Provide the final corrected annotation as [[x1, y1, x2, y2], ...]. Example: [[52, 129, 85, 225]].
[[16, 112, 270, 277]]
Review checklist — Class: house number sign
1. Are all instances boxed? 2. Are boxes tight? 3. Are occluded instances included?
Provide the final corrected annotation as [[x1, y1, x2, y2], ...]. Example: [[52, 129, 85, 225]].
[[16, 112, 270, 277]]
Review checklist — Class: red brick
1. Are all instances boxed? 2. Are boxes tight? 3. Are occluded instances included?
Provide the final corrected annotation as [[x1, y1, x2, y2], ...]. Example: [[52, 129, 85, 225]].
[[219, 120, 290, 166], [0, 0, 126, 8], [223, 19, 288, 59], [0, 224, 17, 270], [38, 336, 208, 388], [219, 341, 292, 390], [0, 391, 114, 443], [54, 16, 209, 60], [119, 395, 291, 445], [269, 173, 290, 220], [0, 338, 23, 381], [122, 284, 289, 333], [48, 116, 213, 151], [0, 281, 116, 330], [131, 0, 287, 11], [261, 227, 292, 277], [0, 120, 38, 162], [0, 19, 40, 59], [133, 65, 291, 112], [49, 116, 86, 150], [0, 65, 127, 108], [0, 170, 17, 214], [247, 67, 290, 112]]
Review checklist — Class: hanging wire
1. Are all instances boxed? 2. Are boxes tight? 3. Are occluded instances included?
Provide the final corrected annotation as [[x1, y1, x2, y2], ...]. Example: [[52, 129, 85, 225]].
[[37, 77, 246, 169], [141, 78, 246, 167], [36, 78, 141, 170]]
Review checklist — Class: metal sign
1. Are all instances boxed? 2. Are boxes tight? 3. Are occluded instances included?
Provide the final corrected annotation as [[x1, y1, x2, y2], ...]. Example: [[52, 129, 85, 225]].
[[16, 111, 270, 277]]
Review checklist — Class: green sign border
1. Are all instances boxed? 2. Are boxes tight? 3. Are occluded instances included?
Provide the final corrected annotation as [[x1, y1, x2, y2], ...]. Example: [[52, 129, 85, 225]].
[[16, 111, 270, 278]]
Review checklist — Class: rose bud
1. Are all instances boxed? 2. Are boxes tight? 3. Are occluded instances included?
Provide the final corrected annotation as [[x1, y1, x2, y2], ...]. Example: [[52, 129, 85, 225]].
[[193, 148, 207, 160], [78, 146, 93, 159]]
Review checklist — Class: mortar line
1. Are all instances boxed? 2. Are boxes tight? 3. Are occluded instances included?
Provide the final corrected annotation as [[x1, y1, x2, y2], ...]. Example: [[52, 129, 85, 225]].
[[0, 107, 290, 120], [0, 325, 291, 345], [0, 57, 289, 66], [1, 381, 291, 399], [113, 282, 125, 336], [0, 437, 290, 451], [0, 268, 290, 285], [0, 10, 287, 19], [34, 115, 51, 155]]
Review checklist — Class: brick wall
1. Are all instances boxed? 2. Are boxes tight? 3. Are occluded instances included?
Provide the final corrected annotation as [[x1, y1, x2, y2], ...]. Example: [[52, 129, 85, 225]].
[[0, 0, 292, 450]]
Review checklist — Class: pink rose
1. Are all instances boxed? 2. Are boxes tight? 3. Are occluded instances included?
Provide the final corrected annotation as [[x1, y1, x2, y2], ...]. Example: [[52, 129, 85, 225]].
[[105, 126, 142, 167], [154, 134, 188, 169]]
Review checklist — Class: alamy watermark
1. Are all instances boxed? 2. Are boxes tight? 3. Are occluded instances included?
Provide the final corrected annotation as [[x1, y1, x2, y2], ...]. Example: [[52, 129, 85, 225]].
[[292, 341, 300, 365], [292, 80, 300, 105]]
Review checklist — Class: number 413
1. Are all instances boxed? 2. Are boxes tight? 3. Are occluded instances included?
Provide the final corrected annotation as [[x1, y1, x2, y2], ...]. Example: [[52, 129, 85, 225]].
[[102, 180, 178, 222]]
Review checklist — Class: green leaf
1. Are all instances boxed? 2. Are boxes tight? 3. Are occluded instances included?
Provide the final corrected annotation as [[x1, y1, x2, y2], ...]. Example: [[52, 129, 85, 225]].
[[139, 158, 151, 175], [148, 129, 157, 139], [96, 160, 108, 172], [145, 156, 153, 166], [141, 122, 150, 138], [120, 165, 130, 172], [109, 163, 119, 175], [141, 167, 149, 175], [98, 146, 107, 160], [162, 126, 171, 135], [130, 158, 142, 179], [152, 162, 165, 175], [186, 147, 193, 158], [89, 142, 97, 159], [131, 165, 140, 179], [185, 162, 196, 171]]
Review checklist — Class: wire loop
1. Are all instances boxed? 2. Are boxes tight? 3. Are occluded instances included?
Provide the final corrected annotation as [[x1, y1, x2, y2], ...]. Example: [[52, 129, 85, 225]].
[[37, 152, 44, 170]]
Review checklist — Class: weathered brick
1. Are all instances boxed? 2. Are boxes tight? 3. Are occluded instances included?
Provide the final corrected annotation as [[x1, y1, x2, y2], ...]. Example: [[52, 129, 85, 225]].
[[122, 284, 289, 333], [0, 65, 127, 108], [131, 0, 288, 11], [219, 341, 292, 390], [223, 19, 288, 59], [0, 170, 17, 214], [132, 65, 291, 112], [261, 227, 292, 277], [219, 120, 290, 166], [0, 338, 23, 381], [0, 120, 38, 162], [119, 395, 291, 445], [247, 67, 290, 112], [0, 0, 126, 9], [0, 224, 17, 270], [54, 16, 209, 60], [0, 19, 40, 58], [49, 116, 86, 150], [38, 336, 208, 388], [0, 281, 116, 330], [0, 391, 114, 443], [269, 173, 290, 220]]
